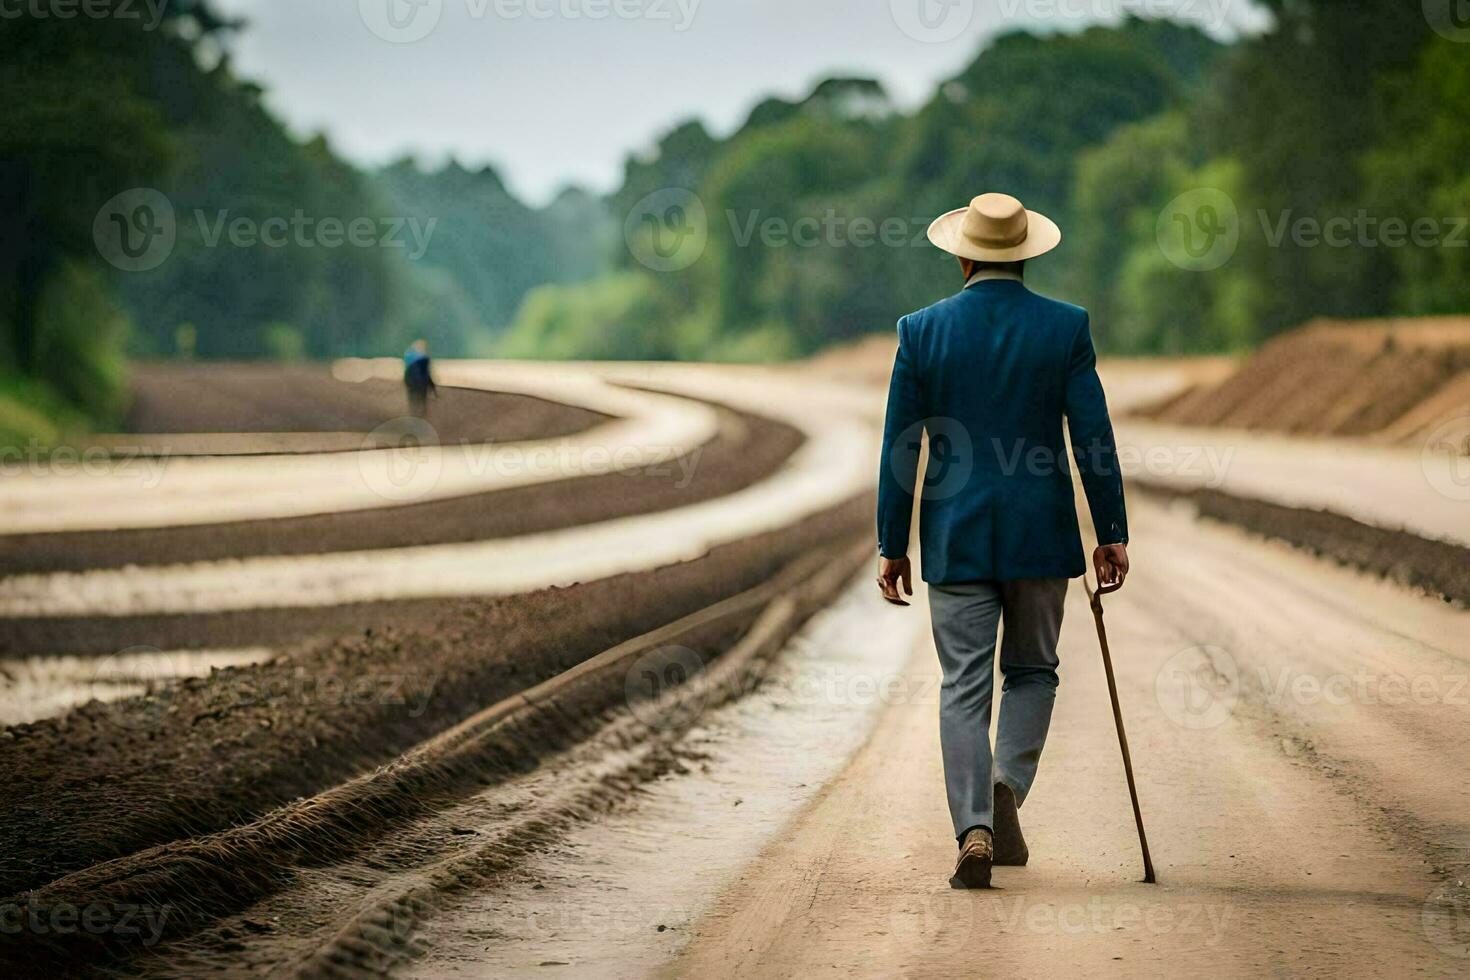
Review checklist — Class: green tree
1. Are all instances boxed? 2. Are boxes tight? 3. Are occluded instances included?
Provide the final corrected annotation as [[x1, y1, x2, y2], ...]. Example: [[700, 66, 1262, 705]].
[[1362, 38, 1470, 314], [1113, 159, 1264, 353], [1201, 0, 1434, 332], [1070, 112, 1199, 344]]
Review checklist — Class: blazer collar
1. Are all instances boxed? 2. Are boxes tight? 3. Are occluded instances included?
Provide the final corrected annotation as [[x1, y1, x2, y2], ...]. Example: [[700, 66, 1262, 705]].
[[964, 268, 1025, 289]]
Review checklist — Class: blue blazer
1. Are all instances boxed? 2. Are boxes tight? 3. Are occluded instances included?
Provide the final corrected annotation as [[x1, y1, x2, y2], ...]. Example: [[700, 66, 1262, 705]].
[[877, 278, 1128, 583]]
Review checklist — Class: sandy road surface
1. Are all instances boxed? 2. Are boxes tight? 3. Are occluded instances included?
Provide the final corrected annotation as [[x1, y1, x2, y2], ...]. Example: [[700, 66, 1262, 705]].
[[1114, 420, 1470, 547], [7, 353, 1466, 978], [667, 495, 1468, 978]]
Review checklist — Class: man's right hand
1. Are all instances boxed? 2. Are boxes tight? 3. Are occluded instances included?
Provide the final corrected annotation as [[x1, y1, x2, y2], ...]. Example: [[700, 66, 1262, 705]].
[[1093, 543, 1129, 589], [876, 556, 913, 607]]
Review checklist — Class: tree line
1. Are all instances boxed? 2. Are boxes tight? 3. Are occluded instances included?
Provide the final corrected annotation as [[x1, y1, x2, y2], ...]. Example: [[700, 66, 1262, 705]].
[[504, 4, 1469, 362], [0, 1, 584, 445], [2, 2, 1465, 446]]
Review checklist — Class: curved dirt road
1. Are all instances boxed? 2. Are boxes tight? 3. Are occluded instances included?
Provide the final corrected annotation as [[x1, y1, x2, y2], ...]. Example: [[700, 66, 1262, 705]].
[[0, 363, 717, 533], [0, 366, 872, 617], [666, 495, 1469, 978]]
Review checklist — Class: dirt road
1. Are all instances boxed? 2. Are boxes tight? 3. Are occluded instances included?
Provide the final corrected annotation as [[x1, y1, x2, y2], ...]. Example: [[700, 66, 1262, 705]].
[[666, 495, 1468, 977], [4, 356, 1466, 977]]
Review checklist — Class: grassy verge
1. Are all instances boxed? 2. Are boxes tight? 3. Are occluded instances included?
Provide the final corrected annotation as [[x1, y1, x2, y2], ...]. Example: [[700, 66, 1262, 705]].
[[0, 373, 97, 451]]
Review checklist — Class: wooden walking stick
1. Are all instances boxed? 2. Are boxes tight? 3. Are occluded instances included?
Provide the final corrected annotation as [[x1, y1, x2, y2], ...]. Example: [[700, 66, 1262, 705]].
[[1084, 576, 1157, 884]]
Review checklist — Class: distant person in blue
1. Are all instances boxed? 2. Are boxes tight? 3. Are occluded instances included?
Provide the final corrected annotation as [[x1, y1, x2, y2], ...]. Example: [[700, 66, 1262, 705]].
[[876, 193, 1130, 889], [403, 339, 436, 418]]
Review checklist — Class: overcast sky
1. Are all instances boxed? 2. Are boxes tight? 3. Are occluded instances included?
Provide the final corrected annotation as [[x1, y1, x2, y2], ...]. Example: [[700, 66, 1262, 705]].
[[211, 0, 1267, 205]]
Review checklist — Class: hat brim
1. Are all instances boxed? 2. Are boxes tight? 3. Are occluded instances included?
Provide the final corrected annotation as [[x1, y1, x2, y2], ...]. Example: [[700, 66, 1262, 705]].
[[926, 207, 1062, 262]]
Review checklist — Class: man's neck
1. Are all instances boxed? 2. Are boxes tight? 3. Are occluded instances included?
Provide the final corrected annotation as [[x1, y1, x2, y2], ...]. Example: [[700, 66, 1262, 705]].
[[964, 268, 1024, 289]]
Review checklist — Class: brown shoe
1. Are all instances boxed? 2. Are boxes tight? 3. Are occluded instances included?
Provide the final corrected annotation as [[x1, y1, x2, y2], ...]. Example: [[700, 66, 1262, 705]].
[[993, 782, 1029, 867], [950, 827, 993, 889]]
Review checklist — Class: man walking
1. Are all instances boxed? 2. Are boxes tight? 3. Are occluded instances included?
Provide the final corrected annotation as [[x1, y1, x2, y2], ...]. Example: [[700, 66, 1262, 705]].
[[403, 338, 437, 418], [875, 193, 1130, 889]]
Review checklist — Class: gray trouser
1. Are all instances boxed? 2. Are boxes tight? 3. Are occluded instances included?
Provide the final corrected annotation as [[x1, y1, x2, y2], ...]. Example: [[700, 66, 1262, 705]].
[[928, 578, 1068, 841]]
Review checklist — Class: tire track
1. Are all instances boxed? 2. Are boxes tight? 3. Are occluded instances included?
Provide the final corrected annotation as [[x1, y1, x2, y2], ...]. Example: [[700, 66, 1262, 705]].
[[2, 540, 872, 977], [0, 496, 871, 900]]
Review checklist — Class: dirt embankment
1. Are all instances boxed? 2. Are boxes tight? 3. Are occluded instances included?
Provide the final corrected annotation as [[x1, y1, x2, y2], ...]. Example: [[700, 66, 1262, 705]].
[[1132, 481, 1470, 606], [3, 542, 873, 978], [1138, 316, 1470, 443], [0, 494, 871, 901], [0, 408, 800, 578]]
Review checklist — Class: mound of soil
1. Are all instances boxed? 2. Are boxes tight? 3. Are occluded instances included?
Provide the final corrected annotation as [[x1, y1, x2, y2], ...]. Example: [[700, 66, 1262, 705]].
[[0, 494, 871, 899], [0, 406, 801, 580], [1138, 317, 1470, 443], [3, 543, 870, 976], [119, 362, 603, 446], [1133, 480, 1470, 606]]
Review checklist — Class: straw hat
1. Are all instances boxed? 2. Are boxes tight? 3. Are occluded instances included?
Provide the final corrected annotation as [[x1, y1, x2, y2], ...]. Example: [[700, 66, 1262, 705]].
[[926, 193, 1061, 262]]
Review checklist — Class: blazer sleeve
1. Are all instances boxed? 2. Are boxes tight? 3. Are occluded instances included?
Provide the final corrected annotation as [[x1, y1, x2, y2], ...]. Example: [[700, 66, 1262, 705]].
[[877, 315, 924, 559], [1064, 312, 1129, 546]]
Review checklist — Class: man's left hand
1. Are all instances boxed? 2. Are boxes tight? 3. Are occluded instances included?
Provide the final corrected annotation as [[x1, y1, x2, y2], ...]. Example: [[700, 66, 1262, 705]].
[[877, 556, 913, 607]]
